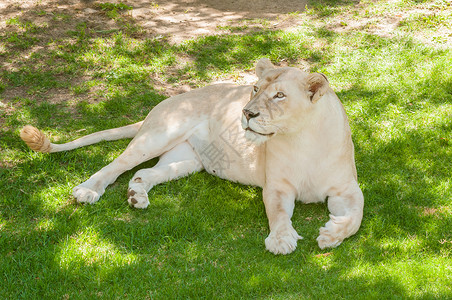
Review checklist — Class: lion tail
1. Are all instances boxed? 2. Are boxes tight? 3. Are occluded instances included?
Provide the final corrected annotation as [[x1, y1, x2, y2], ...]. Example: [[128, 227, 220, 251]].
[[20, 121, 143, 153]]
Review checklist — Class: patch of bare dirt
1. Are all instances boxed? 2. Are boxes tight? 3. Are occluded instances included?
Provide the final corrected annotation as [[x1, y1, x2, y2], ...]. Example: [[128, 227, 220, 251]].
[[125, 0, 308, 43], [0, 0, 308, 44], [1, 0, 450, 105], [0, 0, 309, 104]]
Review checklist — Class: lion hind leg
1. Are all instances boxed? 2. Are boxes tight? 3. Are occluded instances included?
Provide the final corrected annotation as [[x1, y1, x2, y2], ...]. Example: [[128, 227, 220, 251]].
[[127, 142, 203, 208], [317, 182, 364, 249]]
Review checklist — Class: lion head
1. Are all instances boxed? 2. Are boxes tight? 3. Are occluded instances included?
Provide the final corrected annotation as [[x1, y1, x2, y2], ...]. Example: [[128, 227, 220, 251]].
[[241, 58, 330, 144]]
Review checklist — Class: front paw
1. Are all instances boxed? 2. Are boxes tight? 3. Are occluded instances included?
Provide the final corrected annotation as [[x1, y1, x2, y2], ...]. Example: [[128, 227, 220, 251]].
[[265, 224, 303, 255], [127, 186, 149, 209], [317, 215, 348, 249], [73, 185, 100, 204]]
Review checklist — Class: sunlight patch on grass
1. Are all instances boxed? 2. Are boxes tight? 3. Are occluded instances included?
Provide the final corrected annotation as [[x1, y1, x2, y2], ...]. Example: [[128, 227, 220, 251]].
[[35, 218, 55, 232], [434, 180, 451, 198], [182, 241, 206, 264], [56, 227, 137, 271], [35, 184, 73, 210], [379, 235, 424, 252], [245, 264, 293, 289], [344, 256, 452, 297]]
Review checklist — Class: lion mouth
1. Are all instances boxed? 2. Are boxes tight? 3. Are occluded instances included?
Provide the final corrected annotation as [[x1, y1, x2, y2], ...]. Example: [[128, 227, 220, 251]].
[[245, 127, 274, 137]]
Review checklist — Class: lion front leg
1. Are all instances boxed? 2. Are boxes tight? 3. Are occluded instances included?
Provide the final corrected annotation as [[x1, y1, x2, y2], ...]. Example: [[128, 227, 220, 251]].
[[317, 181, 364, 249], [263, 188, 302, 255]]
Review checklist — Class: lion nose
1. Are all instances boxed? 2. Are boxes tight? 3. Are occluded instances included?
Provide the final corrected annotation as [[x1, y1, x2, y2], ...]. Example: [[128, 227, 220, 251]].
[[242, 109, 260, 121]]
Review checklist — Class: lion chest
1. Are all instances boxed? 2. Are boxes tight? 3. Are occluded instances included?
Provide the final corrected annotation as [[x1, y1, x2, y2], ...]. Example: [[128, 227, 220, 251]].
[[188, 116, 265, 187], [266, 139, 335, 204]]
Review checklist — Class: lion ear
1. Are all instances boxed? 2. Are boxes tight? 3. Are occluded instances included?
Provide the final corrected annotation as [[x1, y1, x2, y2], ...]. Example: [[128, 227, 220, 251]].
[[307, 73, 329, 103], [256, 58, 275, 79]]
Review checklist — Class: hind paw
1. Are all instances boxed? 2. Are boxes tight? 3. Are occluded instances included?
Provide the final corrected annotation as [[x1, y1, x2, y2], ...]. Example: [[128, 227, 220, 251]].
[[127, 186, 149, 209]]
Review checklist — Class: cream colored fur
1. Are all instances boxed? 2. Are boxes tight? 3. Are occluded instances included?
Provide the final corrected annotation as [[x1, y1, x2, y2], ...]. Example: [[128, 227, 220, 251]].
[[20, 59, 364, 254]]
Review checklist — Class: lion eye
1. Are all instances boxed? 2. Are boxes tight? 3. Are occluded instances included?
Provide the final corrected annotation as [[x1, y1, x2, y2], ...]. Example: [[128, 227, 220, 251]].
[[275, 92, 285, 98], [253, 86, 259, 93]]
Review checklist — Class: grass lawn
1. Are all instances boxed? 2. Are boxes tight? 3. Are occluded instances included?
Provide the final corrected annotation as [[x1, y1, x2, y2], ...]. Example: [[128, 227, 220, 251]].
[[1, 0, 451, 298]]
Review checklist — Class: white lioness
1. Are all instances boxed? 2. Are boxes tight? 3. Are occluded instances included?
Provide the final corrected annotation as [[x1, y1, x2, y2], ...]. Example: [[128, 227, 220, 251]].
[[20, 58, 363, 254]]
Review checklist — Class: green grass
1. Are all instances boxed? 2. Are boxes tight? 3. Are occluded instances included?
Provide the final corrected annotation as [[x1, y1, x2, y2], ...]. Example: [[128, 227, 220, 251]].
[[1, 0, 452, 299]]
